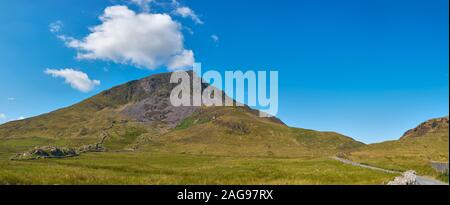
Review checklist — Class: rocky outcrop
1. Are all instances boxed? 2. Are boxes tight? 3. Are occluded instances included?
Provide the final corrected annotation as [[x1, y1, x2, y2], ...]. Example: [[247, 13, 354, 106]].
[[10, 146, 78, 160], [387, 170, 417, 185], [401, 117, 449, 140], [77, 144, 106, 153], [11, 130, 110, 160], [77, 131, 109, 153], [120, 71, 204, 128]]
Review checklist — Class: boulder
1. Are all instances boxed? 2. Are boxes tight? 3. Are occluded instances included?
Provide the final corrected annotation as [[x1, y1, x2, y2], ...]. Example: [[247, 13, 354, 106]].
[[11, 146, 79, 160], [77, 143, 106, 153]]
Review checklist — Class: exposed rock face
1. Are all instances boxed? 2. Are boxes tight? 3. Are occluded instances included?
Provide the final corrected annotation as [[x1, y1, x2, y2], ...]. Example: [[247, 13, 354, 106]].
[[118, 71, 211, 128], [119, 71, 253, 128], [401, 116, 449, 140], [11, 146, 78, 160], [121, 96, 199, 128], [387, 170, 417, 185]]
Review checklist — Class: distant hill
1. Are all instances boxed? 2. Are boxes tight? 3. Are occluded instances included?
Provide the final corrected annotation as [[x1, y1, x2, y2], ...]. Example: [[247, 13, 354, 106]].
[[0, 71, 364, 157], [400, 116, 449, 140], [348, 117, 449, 178]]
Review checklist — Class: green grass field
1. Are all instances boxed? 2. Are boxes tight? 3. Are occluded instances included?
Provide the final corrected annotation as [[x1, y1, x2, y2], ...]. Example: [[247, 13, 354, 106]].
[[0, 104, 390, 185], [348, 124, 449, 182], [0, 152, 397, 185]]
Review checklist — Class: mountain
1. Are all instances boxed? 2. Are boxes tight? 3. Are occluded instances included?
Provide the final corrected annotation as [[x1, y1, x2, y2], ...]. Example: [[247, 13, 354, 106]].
[[0, 71, 364, 157], [348, 117, 449, 177]]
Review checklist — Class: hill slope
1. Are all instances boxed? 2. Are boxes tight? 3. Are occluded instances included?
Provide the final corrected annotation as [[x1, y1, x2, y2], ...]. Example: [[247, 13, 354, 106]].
[[348, 117, 449, 178], [0, 71, 364, 158], [145, 106, 363, 157]]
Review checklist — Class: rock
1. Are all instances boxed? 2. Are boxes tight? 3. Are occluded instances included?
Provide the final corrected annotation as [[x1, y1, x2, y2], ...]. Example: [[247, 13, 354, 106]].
[[77, 131, 109, 153], [10, 131, 109, 160], [11, 146, 79, 160], [387, 170, 417, 185], [400, 117, 449, 140], [77, 144, 106, 153]]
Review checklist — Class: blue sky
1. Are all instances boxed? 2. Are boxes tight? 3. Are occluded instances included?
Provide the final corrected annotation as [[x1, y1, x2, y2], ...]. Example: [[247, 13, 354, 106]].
[[0, 0, 448, 143]]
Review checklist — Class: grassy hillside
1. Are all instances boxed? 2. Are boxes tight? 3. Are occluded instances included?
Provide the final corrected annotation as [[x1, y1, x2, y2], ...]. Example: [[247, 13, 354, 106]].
[[145, 106, 364, 157], [348, 117, 449, 181]]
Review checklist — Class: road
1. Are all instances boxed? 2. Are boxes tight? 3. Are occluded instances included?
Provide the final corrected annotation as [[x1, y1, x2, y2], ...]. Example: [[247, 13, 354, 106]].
[[332, 157, 448, 185], [416, 176, 448, 185]]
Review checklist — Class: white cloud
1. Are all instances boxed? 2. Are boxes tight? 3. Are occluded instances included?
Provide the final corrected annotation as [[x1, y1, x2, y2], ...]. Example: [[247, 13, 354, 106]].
[[211, 34, 219, 43], [129, 0, 153, 12], [174, 6, 203, 24], [59, 5, 194, 70], [0, 115, 27, 124], [49, 20, 63, 33], [44, 68, 100, 92], [184, 26, 194, 35], [7, 97, 15, 101], [0, 113, 7, 126], [167, 49, 194, 70]]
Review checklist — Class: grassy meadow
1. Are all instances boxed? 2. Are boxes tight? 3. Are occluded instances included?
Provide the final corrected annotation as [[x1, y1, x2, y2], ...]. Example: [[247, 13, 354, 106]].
[[0, 105, 393, 185], [348, 127, 449, 182], [0, 151, 397, 185]]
